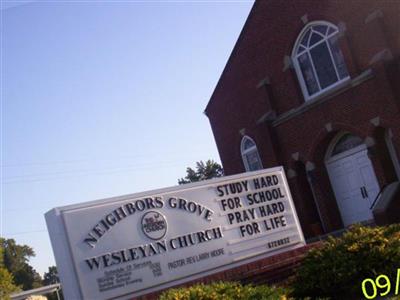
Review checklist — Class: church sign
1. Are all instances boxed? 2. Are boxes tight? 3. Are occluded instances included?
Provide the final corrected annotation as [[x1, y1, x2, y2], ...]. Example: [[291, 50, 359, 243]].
[[45, 167, 305, 300]]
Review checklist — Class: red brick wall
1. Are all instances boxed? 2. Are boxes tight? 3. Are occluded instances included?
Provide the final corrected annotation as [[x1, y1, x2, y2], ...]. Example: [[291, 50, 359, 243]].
[[205, 0, 400, 233], [137, 243, 321, 300]]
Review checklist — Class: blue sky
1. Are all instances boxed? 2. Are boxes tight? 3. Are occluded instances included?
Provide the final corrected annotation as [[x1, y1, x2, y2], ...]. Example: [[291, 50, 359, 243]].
[[1, 0, 254, 275]]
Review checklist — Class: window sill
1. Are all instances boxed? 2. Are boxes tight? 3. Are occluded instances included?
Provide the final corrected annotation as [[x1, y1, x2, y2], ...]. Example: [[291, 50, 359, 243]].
[[305, 76, 351, 102], [272, 69, 374, 127]]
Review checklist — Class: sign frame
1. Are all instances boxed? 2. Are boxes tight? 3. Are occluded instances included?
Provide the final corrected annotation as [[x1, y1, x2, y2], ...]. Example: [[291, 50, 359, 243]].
[[46, 167, 305, 300]]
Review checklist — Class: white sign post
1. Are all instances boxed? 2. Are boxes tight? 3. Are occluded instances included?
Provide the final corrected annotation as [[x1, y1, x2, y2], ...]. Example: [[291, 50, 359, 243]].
[[46, 167, 305, 300]]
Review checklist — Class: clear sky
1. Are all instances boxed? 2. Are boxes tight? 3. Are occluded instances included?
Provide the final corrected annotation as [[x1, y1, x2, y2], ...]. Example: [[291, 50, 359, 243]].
[[1, 0, 254, 276]]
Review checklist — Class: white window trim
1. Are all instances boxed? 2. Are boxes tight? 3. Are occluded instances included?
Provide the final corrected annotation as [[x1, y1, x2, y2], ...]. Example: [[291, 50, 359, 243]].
[[241, 136, 263, 172], [292, 21, 351, 102]]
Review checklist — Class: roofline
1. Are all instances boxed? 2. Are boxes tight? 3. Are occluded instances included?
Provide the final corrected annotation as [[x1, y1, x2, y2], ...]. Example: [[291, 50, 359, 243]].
[[11, 283, 61, 300], [204, 0, 259, 116]]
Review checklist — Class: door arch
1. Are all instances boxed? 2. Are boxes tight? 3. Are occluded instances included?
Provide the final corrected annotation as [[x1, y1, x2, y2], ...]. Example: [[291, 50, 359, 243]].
[[325, 133, 380, 226]]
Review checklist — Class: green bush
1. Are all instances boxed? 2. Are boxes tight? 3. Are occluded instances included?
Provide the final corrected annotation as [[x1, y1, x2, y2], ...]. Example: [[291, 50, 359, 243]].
[[159, 281, 288, 300], [0, 267, 20, 300], [291, 224, 400, 299]]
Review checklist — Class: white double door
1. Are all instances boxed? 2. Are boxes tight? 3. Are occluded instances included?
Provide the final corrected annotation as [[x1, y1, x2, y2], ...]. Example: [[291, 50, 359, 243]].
[[326, 145, 380, 226]]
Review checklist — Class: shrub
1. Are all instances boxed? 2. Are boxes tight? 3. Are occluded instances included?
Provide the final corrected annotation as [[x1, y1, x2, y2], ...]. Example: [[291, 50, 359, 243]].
[[159, 281, 288, 300], [291, 224, 400, 299], [0, 267, 20, 300]]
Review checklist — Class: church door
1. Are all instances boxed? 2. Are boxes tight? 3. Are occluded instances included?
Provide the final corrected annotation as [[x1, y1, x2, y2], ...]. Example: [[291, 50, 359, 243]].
[[325, 137, 380, 226]]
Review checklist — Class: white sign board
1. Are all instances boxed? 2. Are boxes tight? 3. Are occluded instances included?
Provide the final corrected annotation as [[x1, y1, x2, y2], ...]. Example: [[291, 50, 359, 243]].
[[45, 167, 305, 300]]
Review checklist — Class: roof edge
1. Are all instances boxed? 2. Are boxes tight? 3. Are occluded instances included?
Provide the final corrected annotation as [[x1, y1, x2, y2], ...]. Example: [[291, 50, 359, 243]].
[[204, 0, 259, 116]]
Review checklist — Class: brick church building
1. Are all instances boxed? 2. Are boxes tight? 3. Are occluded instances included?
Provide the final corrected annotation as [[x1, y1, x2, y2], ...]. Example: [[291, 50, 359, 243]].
[[205, 0, 400, 239]]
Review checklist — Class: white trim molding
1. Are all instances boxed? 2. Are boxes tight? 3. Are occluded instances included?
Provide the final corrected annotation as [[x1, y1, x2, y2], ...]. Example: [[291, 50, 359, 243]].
[[241, 136, 263, 172], [291, 21, 351, 102]]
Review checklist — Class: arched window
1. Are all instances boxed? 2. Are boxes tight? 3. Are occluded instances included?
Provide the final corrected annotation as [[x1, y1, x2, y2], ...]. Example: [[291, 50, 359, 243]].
[[325, 132, 364, 160], [292, 21, 350, 101], [331, 133, 363, 157], [241, 136, 263, 171]]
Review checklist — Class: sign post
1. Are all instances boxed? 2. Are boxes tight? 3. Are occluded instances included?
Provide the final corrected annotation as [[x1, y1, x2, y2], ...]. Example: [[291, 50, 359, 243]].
[[46, 167, 305, 299]]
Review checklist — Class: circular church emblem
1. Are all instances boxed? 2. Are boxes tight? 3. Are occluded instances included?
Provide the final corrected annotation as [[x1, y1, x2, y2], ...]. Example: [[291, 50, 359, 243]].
[[141, 211, 167, 240]]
